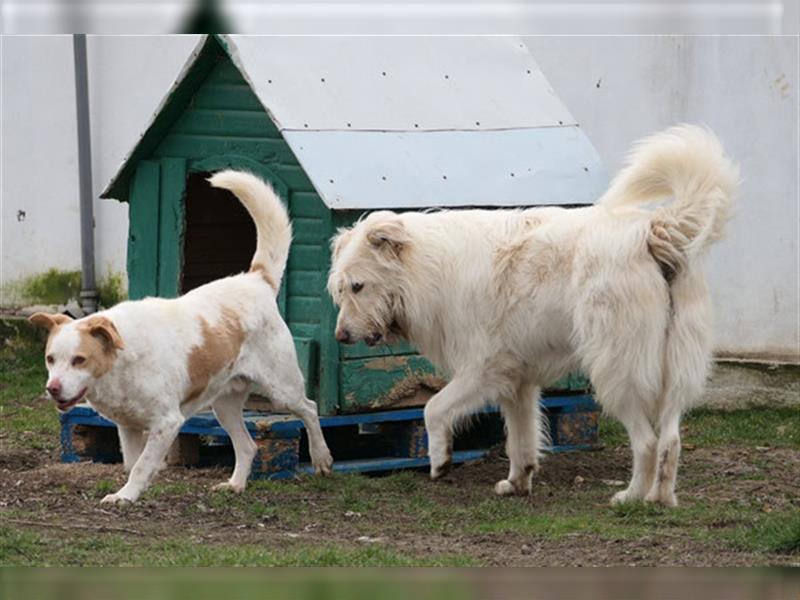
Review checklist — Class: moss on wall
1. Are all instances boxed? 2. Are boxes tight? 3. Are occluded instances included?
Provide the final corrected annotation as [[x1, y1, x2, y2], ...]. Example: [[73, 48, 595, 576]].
[[1, 268, 128, 309]]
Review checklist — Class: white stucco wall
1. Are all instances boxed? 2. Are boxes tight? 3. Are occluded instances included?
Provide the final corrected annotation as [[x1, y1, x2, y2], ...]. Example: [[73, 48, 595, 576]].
[[0, 34, 201, 290], [523, 36, 799, 359], [1, 35, 798, 359]]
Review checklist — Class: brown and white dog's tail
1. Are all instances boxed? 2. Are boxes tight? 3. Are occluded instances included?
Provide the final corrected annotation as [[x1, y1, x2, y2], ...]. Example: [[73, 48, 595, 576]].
[[208, 170, 292, 291], [600, 124, 739, 276]]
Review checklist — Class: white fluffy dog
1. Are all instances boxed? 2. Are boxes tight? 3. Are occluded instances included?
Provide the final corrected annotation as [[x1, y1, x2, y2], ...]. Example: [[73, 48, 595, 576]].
[[328, 125, 738, 506], [31, 171, 333, 505]]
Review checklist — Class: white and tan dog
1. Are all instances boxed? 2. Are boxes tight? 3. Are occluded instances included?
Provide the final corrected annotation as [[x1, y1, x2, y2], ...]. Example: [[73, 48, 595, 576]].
[[31, 171, 333, 505], [328, 125, 738, 506]]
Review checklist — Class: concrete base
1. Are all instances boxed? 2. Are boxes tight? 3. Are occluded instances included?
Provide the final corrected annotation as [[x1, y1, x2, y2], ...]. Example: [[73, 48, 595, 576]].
[[702, 361, 800, 411]]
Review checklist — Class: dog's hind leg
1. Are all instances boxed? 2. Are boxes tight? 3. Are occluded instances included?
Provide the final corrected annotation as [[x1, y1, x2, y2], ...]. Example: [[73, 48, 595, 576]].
[[424, 376, 493, 480], [266, 383, 333, 476], [646, 269, 712, 506], [645, 404, 681, 506], [101, 411, 184, 505], [249, 325, 333, 476], [495, 382, 544, 496], [607, 403, 658, 504], [117, 425, 146, 473], [212, 391, 257, 493]]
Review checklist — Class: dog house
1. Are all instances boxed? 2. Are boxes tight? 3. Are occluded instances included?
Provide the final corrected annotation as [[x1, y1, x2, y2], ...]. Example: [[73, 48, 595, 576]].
[[101, 35, 607, 417]]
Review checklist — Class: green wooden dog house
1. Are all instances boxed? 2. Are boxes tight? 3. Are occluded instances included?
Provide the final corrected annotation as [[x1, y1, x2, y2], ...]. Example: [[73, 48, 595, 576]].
[[101, 35, 607, 416]]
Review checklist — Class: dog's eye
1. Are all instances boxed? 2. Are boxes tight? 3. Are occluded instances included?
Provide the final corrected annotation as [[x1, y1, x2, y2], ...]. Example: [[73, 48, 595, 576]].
[[71, 356, 86, 367], [351, 282, 364, 294], [46, 355, 54, 365]]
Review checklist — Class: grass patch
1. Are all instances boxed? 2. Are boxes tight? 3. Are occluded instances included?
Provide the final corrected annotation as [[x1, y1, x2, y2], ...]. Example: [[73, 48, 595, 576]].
[[682, 408, 799, 449], [13, 269, 81, 306], [599, 416, 627, 447], [723, 512, 800, 555], [93, 480, 118, 497], [1, 268, 127, 308], [145, 481, 193, 498], [609, 498, 800, 556], [0, 332, 58, 450], [97, 270, 126, 308], [0, 525, 478, 567], [600, 407, 800, 450]]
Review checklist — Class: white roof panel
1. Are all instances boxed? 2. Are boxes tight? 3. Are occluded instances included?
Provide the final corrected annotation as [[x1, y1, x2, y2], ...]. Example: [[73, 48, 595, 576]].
[[225, 35, 575, 132], [283, 126, 605, 209], [104, 35, 607, 208]]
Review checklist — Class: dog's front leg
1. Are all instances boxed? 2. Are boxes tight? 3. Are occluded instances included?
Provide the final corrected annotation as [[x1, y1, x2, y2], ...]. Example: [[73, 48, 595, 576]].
[[424, 376, 487, 480], [101, 414, 183, 505], [117, 425, 146, 473]]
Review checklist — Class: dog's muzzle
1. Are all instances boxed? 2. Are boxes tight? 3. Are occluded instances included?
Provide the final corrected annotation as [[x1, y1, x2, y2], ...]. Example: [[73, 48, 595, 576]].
[[365, 332, 383, 346]]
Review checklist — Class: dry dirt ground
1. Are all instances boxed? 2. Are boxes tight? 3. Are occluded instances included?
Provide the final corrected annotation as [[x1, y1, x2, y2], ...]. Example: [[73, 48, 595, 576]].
[[1, 439, 798, 567]]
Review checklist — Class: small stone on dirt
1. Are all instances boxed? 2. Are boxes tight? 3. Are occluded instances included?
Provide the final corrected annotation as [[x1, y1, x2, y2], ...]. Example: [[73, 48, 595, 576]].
[[344, 510, 362, 519], [573, 475, 585, 485], [601, 479, 625, 486], [357, 535, 384, 544]]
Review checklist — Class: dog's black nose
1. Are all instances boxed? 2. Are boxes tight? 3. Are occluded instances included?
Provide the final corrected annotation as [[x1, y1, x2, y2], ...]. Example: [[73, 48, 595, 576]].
[[335, 329, 351, 344]]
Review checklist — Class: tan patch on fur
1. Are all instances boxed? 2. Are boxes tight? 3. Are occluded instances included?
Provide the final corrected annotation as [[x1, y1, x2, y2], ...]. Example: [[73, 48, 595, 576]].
[[494, 216, 575, 297], [648, 217, 687, 279], [75, 316, 125, 378], [29, 313, 74, 354], [250, 262, 277, 290], [184, 308, 246, 404]]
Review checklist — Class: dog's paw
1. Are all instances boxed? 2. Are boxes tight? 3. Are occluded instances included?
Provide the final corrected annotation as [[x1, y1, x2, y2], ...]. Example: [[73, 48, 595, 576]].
[[312, 451, 334, 476], [211, 481, 246, 493], [429, 459, 452, 480], [610, 487, 653, 506], [494, 478, 530, 496], [100, 492, 134, 506], [644, 490, 678, 507]]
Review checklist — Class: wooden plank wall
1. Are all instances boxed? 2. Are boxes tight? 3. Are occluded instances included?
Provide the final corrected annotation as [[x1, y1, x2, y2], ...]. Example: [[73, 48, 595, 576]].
[[148, 54, 333, 408]]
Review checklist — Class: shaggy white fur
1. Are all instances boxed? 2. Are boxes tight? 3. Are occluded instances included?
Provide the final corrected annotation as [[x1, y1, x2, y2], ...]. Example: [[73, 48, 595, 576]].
[[31, 171, 332, 505], [328, 125, 738, 505]]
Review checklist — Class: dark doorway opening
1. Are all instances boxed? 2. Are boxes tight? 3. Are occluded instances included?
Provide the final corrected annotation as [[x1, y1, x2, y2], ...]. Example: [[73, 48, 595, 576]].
[[181, 172, 256, 294]]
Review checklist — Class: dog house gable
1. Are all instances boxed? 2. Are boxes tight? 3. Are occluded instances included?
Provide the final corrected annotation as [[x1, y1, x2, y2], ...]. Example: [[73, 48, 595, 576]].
[[101, 36, 336, 410]]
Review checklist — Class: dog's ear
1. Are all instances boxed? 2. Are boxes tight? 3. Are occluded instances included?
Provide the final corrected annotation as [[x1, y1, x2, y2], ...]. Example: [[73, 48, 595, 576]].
[[366, 220, 409, 257], [28, 312, 73, 331], [331, 227, 355, 261], [83, 316, 125, 352]]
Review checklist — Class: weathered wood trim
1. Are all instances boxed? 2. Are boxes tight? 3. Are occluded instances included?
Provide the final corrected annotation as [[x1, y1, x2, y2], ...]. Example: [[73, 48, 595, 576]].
[[317, 209, 341, 415], [339, 355, 445, 414], [101, 37, 226, 201], [127, 160, 161, 299], [158, 157, 187, 298], [293, 337, 319, 399]]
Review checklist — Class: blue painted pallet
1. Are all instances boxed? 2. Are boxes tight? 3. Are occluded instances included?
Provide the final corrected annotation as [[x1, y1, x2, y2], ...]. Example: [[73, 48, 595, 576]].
[[60, 394, 600, 478]]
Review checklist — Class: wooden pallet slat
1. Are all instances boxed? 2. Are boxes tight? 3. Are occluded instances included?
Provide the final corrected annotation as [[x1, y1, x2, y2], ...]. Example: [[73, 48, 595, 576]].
[[59, 395, 600, 479]]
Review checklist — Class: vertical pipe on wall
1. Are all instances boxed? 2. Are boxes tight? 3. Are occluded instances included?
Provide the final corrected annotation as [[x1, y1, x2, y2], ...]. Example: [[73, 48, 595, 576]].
[[73, 34, 98, 314]]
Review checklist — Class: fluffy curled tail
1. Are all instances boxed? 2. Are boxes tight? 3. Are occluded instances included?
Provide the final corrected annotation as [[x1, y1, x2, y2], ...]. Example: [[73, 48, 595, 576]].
[[600, 125, 739, 276], [207, 170, 292, 291]]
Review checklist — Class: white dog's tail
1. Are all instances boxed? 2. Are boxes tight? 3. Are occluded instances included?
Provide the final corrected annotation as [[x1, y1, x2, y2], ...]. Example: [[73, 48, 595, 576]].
[[600, 125, 739, 275], [208, 170, 292, 290]]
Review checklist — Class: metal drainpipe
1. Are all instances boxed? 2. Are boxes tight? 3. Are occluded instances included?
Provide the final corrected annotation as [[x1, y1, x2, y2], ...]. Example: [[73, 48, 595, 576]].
[[73, 34, 99, 314]]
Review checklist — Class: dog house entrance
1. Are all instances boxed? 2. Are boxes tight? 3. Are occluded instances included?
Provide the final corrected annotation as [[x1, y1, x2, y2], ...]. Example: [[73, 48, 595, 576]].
[[181, 172, 257, 294]]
